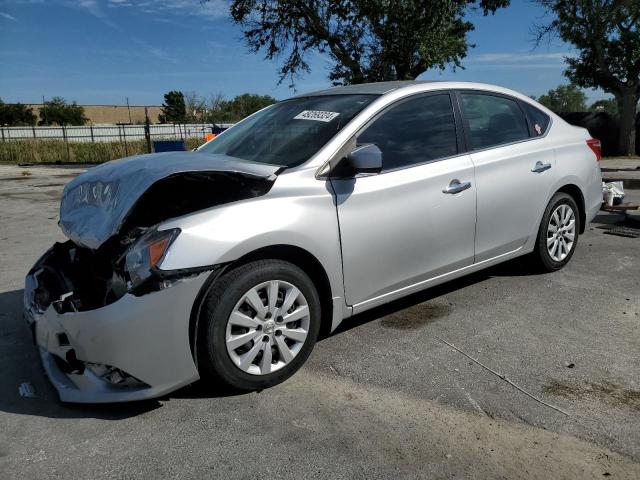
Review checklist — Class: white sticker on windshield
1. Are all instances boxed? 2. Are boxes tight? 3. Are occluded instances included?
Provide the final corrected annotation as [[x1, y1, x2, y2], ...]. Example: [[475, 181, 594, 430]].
[[294, 110, 340, 122]]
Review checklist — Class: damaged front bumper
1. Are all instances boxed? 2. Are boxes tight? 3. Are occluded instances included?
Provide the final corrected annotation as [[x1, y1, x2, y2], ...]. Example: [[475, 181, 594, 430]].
[[24, 247, 211, 403]]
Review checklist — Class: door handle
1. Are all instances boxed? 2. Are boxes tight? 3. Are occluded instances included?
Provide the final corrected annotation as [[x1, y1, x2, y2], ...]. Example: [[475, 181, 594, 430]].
[[532, 161, 552, 173], [443, 179, 471, 194]]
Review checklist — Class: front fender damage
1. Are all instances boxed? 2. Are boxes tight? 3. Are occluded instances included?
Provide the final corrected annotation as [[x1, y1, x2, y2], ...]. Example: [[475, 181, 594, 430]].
[[24, 154, 281, 401], [24, 271, 211, 403], [38, 153, 280, 313], [59, 151, 281, 250], [24, 240, 218, 402]]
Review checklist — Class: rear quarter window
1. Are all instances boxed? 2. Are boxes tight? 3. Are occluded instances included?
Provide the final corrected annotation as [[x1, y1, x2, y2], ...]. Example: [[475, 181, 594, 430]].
[[521, 102, 551, 137]]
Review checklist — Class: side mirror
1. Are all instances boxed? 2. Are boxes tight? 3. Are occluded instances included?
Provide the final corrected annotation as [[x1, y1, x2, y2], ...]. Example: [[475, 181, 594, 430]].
[[333, 144, 382, 177]]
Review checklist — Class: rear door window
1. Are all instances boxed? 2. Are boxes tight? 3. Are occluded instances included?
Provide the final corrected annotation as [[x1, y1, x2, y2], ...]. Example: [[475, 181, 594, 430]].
[[460, 93, 530, 150], [357, 94, 458, 171]]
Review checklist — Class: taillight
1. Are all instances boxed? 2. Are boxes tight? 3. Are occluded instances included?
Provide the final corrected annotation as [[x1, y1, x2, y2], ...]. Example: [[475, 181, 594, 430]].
[[586, 138, 601, 161]]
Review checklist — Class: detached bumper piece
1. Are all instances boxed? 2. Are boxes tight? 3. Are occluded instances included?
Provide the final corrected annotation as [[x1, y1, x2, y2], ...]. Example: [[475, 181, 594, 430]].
[[24, 243, 210, 403]]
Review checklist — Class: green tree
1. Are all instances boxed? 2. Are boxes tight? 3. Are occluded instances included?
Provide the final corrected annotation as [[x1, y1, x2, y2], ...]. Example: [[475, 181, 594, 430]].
[[536, 84, 587, 113], [222, 94, 276, 122], [38, 97, 87, 126], [536, 0, 640, 155], [589, 98, 618, 117], [159, 91, 187, 123], [226, 0, 510, 86], [207, 93, 277, 123], [0, 99, 37, 126]]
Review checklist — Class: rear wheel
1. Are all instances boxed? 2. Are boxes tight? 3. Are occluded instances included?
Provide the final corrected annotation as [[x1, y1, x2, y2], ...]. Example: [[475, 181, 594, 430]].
[[198, 259, 321, 391], [532, 192, 580, 272]]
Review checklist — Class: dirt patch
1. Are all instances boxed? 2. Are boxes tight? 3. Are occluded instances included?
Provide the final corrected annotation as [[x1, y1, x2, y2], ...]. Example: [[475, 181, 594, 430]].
[[0, 174, 77, 182], [52, 173, 81, 179], [0, 190, 61, 201], [380, 301, 451, 330], [544, 379, 640, 412]]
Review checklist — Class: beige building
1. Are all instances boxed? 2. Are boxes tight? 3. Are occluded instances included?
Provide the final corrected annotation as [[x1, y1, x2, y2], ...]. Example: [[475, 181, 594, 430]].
[[25, 104, 163, 125]]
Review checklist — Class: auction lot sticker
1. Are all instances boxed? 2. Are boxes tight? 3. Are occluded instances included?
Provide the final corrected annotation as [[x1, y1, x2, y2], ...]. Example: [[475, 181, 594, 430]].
[[294, 110, 340, 122]]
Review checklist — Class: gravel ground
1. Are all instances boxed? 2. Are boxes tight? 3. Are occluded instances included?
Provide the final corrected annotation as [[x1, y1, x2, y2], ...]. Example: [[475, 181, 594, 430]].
[[0, 163, 639, 479]]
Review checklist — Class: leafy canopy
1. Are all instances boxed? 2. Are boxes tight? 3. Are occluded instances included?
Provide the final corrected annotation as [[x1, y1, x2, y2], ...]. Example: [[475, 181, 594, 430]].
[[228, 0, 510, 85], [211, 93, 277, 123], [171, 91, 277, 124], [536, 0, 640, 97], [589, 98, 618, 117], [536, 84, 588, 113], [0, 99, 37, 126], [39, 97, 87, 126], [535, 0, 640, 154], [159, 90, 187, 123]]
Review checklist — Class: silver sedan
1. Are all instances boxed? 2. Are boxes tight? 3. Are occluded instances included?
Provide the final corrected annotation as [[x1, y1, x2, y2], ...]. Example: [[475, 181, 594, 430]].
[[24, 81, 603, 402]]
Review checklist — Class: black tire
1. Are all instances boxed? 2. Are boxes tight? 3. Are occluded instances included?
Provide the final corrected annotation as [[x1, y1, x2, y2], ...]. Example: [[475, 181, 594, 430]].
[[198, 259, 321, 391], [532, 192, 581, 272]]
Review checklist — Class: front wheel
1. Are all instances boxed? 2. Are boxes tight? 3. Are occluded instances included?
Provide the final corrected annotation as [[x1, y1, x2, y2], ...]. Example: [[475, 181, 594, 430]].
[[198, 259, 321, 391], [532, 192, 581, 272]]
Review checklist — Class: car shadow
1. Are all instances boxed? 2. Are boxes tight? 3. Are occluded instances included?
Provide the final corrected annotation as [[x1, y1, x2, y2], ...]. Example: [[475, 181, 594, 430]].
[[0, 288, 278, 420], [0, 289, 165, 420], [328, 255, 540, 337], [591, 212, 640, 228], [0, 253, 546, 419]]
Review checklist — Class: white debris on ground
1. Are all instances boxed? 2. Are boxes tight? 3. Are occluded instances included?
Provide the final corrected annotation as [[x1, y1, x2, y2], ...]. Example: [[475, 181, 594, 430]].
[[603, 180, 625, 206]]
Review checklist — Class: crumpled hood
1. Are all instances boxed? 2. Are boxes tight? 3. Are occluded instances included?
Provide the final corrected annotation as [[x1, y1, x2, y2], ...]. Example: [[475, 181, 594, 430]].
[[59, 152, 281, 250]]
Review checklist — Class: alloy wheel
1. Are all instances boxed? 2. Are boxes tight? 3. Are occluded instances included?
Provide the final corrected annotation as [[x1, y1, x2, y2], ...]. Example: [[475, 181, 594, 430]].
[[225, 280, 310, 375], [546, 204, 576, 262]]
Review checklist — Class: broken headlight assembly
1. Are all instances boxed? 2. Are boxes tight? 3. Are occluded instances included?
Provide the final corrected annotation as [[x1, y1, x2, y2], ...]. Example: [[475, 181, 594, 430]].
[[124, 228, 180, 292]]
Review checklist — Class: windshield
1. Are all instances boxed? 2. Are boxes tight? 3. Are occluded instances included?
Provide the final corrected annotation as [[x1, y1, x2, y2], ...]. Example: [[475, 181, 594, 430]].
[[198, 94, 377, 167]]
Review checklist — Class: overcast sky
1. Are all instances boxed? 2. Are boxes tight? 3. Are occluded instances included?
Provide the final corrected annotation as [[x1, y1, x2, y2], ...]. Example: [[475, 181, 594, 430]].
[[0, 0, 610, 105]]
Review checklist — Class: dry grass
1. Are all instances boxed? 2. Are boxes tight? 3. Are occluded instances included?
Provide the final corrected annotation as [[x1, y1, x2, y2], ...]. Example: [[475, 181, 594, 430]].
[[0, 138, 206, 164]]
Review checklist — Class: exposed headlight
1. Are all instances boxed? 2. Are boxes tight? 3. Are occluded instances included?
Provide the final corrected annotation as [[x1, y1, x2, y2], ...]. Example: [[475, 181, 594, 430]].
[[124, 228, 180, 290]]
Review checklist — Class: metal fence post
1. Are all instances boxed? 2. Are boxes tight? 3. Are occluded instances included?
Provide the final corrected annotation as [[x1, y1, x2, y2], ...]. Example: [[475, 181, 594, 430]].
[[90, 124, 94, 143], [62, 125, 71, 162], [122, 124, 129, 157], [6, 126, 14, 162], [144, 107, 152, 153], [1, 126, 4, 142]]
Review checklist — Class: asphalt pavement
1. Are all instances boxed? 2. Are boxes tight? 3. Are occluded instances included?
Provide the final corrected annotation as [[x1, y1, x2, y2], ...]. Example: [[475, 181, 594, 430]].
[[0, 161, 638, 479]]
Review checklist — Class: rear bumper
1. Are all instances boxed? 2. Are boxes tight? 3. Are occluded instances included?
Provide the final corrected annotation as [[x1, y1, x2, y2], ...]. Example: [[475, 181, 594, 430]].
[[586, 199, 600, 225], [586, 164, 603, 226], [24, 270, 210, 403]]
